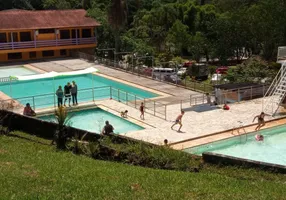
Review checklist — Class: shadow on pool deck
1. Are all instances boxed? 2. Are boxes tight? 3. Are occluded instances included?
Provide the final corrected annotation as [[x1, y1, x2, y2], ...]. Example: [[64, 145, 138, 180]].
[[184, 104, 220, 113]]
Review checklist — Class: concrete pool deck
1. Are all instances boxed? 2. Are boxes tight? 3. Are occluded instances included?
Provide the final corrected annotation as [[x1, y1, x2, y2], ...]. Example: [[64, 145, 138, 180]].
[[93, 98, 283, 145]]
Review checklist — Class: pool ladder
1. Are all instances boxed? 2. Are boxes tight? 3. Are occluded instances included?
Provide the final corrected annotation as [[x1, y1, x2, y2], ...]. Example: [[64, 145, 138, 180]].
[[232, 121, 247, 143]]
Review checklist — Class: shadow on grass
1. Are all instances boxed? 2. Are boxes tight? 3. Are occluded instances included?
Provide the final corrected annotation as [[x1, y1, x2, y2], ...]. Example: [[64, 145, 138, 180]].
[[9, 133, 52, 146]]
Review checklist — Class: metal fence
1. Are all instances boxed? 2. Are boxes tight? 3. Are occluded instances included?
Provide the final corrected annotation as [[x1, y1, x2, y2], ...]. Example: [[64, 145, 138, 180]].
[[0, 37, 97, 50], [216, 84, 270, 104], [0, 85, 168, 120]]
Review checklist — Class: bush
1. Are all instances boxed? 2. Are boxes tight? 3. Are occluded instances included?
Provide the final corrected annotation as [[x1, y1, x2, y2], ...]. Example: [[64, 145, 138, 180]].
[[92, 138, 201, 172]]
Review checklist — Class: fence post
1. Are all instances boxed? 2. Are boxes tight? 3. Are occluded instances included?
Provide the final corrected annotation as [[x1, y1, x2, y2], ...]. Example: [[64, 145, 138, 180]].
[[118, 89, 120, 102], [184, 78, 187, 88], [135, 95, 137, 108], [237, 89, 240, 102], [194, 81, 196, 91], [154, 101, 156, 116], [263, 85, 265, 96], [110, 86, 112, 99], [32, 96, 35, 111], [180, 100, 182, 110]]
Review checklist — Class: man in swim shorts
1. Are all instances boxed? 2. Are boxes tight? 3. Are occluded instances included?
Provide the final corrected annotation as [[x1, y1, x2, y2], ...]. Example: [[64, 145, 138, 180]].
[[171, 110, 185, 132], [64, 82, 72, 107]]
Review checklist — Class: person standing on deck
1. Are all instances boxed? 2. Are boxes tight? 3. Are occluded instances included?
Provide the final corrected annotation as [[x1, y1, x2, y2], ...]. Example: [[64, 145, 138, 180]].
[[140, 102, 145, 120], [171, 110, 185, 132], [71, 81, 78, 106], [64, 82, 72, 107], [56, 86, 64, 107]]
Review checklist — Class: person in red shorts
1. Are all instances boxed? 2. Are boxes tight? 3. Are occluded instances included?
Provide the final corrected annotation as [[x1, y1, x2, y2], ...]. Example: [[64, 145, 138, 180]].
[[223, 104, 230, 110]]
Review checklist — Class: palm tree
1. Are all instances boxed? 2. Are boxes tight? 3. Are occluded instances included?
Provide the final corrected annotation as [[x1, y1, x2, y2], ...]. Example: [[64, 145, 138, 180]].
[[53, 107, 71, 150]]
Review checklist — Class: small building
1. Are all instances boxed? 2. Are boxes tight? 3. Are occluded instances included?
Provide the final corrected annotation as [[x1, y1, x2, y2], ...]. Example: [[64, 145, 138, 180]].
[[0, 9, 100, 62], [214, 83, 269, 104]]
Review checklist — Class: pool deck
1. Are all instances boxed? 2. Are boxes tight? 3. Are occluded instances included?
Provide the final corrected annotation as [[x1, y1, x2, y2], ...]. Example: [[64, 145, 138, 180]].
[[92, 98, 284, 145], [3, 58, 286, 147]]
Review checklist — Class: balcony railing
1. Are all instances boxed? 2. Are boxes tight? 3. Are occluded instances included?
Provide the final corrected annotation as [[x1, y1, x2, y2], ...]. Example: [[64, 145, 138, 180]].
[[0, 37, 96, 50]]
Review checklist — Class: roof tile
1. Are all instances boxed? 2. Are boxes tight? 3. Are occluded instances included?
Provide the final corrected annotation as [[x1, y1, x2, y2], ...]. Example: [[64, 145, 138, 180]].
[[0, 9, 100, 30]]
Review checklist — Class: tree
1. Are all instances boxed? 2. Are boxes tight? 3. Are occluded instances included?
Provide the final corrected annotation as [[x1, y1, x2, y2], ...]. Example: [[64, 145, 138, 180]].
[[166, 20, 190, 55], [224, 57, 277, 83], [108, 0, 127, 52]]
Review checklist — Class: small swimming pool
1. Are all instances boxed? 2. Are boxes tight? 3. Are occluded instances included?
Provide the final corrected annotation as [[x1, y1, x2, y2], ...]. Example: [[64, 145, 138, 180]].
[[0, 66, 37, 78], [185, 125, 286, 166], [39, 108, 144, 134], [0, 74, 158, 108]]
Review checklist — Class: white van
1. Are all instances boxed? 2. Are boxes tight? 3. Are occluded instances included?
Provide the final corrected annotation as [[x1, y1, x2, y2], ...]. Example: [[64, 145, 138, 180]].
[[152, 68, 176, 77]]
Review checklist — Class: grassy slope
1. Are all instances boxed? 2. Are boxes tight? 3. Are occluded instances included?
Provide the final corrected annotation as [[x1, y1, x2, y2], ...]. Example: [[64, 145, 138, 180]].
[[1, 133, 286, 200]]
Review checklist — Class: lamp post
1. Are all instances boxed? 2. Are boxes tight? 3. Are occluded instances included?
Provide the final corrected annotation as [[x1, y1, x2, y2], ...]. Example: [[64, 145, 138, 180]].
[[114, 51, 134, 70], [95, 48, 115, 66]]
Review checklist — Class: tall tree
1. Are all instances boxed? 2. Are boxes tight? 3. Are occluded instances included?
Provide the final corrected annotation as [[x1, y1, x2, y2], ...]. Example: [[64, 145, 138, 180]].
[[108, 0, 127, 51]]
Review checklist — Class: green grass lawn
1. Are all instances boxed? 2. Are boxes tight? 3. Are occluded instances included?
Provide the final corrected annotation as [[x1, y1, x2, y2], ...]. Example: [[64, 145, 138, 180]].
[[1, 133, 286, 200]]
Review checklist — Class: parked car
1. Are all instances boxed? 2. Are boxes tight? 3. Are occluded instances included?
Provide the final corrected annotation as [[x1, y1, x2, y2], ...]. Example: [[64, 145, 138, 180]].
[[216, 66, 228, 74], [152, 68, 176, 79], [177, 68, 187, 76]]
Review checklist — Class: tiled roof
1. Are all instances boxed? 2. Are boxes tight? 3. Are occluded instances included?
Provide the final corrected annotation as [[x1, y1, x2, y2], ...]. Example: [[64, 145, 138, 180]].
[[0, 9, 100, 30]]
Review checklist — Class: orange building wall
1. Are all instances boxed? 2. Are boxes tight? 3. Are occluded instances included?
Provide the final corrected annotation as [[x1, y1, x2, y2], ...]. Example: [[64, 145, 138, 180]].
[[37, 33, 56, 41], [0, 27, 95, 62]]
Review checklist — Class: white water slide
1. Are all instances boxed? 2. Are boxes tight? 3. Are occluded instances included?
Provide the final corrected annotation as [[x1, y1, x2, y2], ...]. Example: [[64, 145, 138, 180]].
[[12, 67, 98, 81], [263, 47, 286, 116]]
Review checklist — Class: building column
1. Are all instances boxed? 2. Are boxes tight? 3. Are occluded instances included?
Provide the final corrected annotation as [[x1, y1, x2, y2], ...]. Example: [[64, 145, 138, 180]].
[[11, 32, 14, 49], [75, 29, 78, 45], [55, 29, 58, 46], [34, 30, 37, 48]]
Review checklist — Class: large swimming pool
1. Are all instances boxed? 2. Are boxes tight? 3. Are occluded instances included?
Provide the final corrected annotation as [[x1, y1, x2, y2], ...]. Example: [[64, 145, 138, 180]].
[[0, 66, 37, 78], [185, 125, 286, 166], [40, 108, 144, 134], [0, 74, 158, 108]]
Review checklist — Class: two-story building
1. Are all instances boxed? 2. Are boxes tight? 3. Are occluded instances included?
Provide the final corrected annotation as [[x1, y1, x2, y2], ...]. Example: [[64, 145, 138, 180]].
[[0, 9, 100, 62]]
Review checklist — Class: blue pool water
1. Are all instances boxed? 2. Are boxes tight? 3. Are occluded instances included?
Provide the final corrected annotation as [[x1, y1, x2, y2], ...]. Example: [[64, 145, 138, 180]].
[[40, 108, 144, 134], [185, 125, 286, 166], [0, 66, 37, 78], [0, 74, 158, 108]]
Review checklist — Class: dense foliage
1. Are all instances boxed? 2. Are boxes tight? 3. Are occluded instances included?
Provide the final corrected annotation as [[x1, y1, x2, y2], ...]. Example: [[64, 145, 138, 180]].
[[1, 0, 285, 63]]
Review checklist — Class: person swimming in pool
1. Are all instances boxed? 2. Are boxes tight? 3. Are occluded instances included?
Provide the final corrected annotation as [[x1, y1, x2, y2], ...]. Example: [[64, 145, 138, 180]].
[[255, 134, 264, 141], [252, 112, 270, 131]]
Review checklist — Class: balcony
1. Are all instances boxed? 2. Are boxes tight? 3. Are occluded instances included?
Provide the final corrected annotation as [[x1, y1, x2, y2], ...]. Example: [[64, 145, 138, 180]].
[[0, 37, 97, 50]]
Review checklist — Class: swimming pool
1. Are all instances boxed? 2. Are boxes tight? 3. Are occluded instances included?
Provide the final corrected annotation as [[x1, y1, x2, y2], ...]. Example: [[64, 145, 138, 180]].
[[185, 125, 286, 166], [39, 108, 144, 134], [0, 74, 158, 108], [0, 66, 37, 78]]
